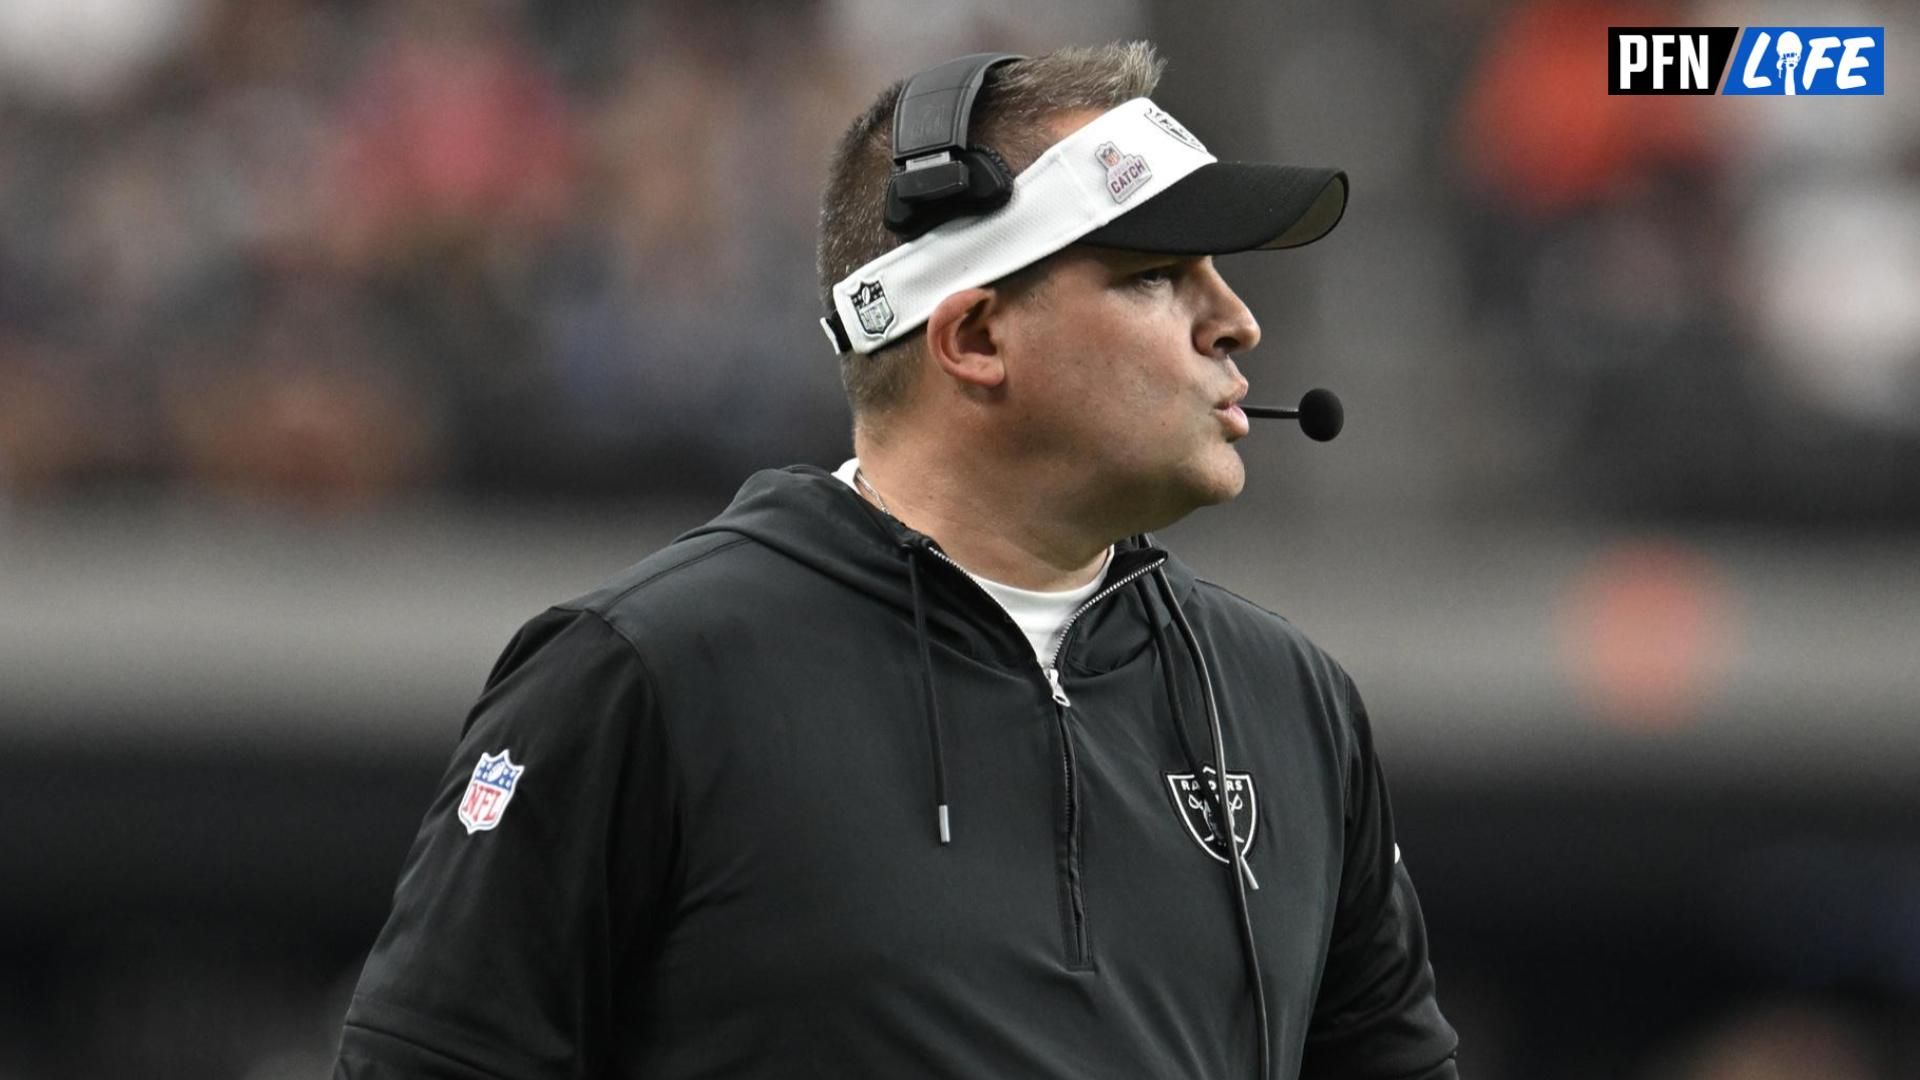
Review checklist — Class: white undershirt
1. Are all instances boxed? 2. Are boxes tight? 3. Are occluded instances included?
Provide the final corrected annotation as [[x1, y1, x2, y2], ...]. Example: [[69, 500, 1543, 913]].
[[833, 458, 1112, 668]]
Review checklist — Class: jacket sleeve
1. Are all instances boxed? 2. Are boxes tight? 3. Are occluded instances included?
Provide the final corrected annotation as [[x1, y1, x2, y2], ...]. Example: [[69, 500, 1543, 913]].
[[1299, 676, 1460, 1080], [334, 606, 679, 1079]]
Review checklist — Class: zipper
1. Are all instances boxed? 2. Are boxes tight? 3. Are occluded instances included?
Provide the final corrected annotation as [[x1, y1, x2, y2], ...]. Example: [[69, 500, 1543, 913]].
[[915, 538, 1168, 970], [1042, 554, 1164, 969], [1055, 705, 1090, 968], [919, 539, 1166, 705], [1044, 667, 1070, 705], [919, 543, 1026, 640], [1042, 556, 1168, 707]]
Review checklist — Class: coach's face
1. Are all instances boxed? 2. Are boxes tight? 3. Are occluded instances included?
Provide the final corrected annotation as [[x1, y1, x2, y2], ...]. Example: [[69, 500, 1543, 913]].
[[995, 242, 1261, 532]]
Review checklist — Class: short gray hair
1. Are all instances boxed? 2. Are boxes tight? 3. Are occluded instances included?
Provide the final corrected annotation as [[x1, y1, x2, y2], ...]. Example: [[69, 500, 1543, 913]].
[[817, 42, 1166, 443]]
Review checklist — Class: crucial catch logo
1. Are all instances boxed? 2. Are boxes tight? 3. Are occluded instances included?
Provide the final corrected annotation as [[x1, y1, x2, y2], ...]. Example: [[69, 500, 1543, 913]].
[[1609, 26, 1883, 95], [1096, 141, 1152, 203]]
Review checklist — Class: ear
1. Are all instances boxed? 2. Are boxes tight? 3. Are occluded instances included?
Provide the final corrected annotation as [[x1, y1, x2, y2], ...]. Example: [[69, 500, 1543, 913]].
[[923, 287, 1006, 392]]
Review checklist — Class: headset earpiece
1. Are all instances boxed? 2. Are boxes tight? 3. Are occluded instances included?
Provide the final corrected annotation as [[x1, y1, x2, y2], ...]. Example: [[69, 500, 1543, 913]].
[[884, 147, 1016, 238]]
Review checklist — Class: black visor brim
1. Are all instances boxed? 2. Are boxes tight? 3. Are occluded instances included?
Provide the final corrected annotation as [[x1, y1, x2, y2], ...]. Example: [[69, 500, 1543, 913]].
[[1078, 164, 1348, 255]]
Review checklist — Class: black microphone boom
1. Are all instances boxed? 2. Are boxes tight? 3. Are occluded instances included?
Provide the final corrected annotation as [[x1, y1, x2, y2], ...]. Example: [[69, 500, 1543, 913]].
[[1241, 388, 1343, 441]]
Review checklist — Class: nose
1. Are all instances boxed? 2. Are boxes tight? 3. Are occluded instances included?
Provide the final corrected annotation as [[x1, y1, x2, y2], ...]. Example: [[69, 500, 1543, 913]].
[[1193, 262, 1261, 358]]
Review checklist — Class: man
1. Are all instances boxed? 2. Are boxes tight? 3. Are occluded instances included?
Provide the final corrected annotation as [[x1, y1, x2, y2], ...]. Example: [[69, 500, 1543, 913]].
[[335, 42, 1459, 1079]]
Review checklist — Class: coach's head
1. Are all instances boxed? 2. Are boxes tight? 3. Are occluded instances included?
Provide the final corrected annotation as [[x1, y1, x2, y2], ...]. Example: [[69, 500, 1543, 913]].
[[817, 43, 1345, 547]]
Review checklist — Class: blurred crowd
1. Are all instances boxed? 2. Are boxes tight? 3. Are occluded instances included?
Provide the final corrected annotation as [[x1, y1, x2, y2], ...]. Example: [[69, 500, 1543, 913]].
[[0, 0, 881, 510], [1450, 0, 1920, 524]]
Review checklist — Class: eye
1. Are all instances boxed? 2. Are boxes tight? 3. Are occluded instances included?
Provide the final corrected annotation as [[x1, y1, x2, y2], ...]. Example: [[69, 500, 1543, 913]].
[[1132, 263, 1178, 288]]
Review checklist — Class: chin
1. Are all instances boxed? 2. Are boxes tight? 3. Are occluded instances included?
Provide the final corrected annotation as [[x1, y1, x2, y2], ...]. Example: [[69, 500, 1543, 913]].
[[1195, 450, 1247, 504], [1113, 454, 1245, 534], [1160, 455, 1245, 520], [1200, 473, 1246, 507]]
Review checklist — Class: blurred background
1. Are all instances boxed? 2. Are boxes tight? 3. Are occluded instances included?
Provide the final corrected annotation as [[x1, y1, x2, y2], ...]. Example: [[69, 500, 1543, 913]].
[[1, 0, 1916, 1076]]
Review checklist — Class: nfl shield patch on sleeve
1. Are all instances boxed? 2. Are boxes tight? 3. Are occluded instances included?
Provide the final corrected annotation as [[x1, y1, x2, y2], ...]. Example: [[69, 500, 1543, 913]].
[[457, 750, 525, 834]]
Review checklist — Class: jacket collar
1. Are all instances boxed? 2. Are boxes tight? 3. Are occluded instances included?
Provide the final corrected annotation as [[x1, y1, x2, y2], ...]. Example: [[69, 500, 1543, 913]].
[[677, 464, 1198, 674]]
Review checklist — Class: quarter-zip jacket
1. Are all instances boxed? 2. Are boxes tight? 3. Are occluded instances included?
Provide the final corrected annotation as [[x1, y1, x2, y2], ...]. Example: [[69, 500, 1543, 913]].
[[336, 464, 1459, 1079]]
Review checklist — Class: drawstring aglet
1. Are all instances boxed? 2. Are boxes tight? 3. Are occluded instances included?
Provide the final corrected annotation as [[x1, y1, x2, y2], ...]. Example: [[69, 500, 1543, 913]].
[[937, 803, 951, 845]]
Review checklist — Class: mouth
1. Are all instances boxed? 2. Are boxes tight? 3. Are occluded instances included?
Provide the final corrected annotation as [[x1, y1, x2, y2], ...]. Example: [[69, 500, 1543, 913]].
[[1212, 395, 1249, 440]]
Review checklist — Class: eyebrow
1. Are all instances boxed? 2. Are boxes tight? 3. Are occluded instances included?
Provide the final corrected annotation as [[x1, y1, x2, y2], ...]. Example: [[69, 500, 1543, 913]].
[[1103, 251, 1210, 271]]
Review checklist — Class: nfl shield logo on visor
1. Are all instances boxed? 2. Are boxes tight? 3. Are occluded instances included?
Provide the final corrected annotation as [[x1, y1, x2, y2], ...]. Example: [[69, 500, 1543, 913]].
[[457, 749, 525, 834], [852, 280, 894, 338]]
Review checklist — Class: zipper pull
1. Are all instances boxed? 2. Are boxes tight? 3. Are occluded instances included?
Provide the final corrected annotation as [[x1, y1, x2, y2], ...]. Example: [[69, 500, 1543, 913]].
[[1045, 666, 1071, 707]]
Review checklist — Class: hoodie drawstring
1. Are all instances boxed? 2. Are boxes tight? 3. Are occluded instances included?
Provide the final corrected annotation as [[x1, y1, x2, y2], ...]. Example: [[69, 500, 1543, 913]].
[[904, 547, 953, 844], [1149, 562, 1273, 1080], [1143, 579, 1206, 779]]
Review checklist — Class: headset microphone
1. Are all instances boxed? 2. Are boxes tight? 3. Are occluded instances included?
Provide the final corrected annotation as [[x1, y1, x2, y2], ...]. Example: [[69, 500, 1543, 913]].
[[1241, 388, 1343, 441]]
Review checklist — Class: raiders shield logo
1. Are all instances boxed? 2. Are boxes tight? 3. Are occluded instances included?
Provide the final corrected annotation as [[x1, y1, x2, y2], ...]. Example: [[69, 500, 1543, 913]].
[[1143, 103, 1206, 152], [1164, 765, 1258, 864], [851, 280, 894, 337]]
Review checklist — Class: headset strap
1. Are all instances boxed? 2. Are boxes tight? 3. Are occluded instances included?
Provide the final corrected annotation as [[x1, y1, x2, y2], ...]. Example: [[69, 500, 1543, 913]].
[[891, 52, 1023, 168]]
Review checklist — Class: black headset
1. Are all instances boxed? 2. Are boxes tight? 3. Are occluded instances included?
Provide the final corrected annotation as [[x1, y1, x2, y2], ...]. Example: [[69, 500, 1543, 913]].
[[883, 51, 1025, 239], [821, 52, 1025, 353]]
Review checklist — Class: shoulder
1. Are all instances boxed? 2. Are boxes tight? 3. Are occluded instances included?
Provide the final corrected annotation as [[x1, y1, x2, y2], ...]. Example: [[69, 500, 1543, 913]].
[[563, 529, 758, 612], [1181, 575, 1375, 809], [544, 529, 809, 662], [465, 532, 791, 724], [1185, 575, 1356, 699]]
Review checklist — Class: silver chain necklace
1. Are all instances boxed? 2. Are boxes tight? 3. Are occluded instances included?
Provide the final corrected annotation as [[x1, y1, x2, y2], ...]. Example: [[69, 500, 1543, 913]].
[[853, 466, 893, 518]]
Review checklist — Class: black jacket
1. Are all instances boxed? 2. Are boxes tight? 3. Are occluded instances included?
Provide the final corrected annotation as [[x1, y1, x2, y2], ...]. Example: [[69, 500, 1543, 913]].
[[336, 464, 1458, 1079]]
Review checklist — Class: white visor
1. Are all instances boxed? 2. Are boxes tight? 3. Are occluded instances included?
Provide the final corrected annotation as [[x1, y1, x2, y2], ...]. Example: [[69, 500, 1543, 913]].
[[822, 97, 1346, 355]]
